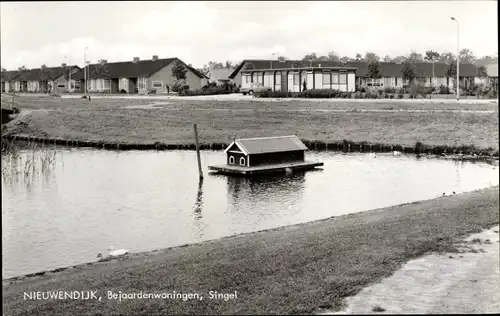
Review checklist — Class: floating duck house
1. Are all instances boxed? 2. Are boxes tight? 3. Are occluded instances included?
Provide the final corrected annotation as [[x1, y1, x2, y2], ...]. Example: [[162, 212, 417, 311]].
[[208, 135, 323, 176]]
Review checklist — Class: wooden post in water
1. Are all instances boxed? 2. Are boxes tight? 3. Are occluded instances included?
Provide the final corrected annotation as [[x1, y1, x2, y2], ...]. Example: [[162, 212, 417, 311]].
[[194, 124, 203, 179]]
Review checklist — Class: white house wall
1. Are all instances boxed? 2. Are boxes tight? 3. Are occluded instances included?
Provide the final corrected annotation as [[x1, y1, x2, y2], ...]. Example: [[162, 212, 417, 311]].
[[347, 73, 355, 92], [147, 60, 204, 91], [287, 73, 293, 92], [314, 73, 322, 89]]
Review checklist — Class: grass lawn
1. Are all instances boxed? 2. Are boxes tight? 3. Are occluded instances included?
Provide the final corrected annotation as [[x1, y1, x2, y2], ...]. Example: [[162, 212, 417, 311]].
[[1, 95, 498, 150], [3, 187, 499, 315]]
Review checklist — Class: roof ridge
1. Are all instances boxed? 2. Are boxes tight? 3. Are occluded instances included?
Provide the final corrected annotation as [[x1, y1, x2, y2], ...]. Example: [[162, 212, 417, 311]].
[[237, 135, 298, 141]]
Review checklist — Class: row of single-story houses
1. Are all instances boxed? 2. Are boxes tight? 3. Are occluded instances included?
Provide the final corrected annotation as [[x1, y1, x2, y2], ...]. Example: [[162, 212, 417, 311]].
[[1, 65, 81, 94], [228, 60, 499, 93], [3, 57, 498, 94], [1, 56, 209, 94]]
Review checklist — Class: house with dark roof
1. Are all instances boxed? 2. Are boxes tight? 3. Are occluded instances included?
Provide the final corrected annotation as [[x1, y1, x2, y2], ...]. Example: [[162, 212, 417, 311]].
[[230, 59, 356, 93], [8, 65, 80, 93], [230, 59, 481, 91], [207, 68, 234, 85], [1, 70, 24, 92], [484, 64, 498, 88], [72, 56, 209, 94], [344, 61, 479, 89]]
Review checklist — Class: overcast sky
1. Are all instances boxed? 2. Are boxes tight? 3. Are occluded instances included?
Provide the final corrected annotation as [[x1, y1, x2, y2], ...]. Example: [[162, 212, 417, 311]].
[[1, 1, 497, 70]]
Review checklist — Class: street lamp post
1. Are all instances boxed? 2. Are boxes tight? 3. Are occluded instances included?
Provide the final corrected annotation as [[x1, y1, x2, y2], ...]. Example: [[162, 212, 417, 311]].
[[84, 47, 88, 95], [451, 17, 459, 101], [65, 55, 72, 93]]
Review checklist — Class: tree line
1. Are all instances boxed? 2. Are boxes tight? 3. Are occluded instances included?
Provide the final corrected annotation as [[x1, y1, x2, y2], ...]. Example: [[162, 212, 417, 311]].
[[298, 49, 497, 65], [197, 49, 497, 75]]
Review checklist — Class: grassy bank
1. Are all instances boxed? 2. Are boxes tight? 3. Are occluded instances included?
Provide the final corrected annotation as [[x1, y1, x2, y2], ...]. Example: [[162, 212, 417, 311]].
[[3, 187, 499, 315], [1, 96, 498, 151]]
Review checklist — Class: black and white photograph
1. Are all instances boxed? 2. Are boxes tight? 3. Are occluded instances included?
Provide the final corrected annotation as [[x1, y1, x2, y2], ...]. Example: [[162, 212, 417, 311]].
[[1, 1, 499, 315]]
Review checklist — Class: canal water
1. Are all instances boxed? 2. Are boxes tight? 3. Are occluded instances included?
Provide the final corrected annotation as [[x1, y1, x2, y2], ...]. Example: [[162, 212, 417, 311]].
[[2, 146, 498, 278]]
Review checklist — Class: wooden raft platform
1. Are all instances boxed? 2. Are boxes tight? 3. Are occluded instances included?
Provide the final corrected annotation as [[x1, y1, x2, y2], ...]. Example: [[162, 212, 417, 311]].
[[208, 161, 324, 176]]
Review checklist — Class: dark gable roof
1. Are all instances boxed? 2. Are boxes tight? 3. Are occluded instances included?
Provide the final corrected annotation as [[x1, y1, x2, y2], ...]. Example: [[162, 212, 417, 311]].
[[72, 58, 208, 80], [1, 70, 24, 82], [187, 65, 209, 79], [225, 135, 309, 155], [21, 65, 80, 81], [230, 60, 480, 78]]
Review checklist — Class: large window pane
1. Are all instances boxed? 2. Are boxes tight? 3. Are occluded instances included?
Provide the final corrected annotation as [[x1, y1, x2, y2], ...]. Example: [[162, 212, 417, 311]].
[[332, 73, 339, 84], [339, 73, 347, 84], [322, 73, 331, 84]]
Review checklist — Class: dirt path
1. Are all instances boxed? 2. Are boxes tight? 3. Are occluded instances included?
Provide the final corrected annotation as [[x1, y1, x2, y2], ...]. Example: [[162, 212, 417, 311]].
[[324, 225, 500, 314]]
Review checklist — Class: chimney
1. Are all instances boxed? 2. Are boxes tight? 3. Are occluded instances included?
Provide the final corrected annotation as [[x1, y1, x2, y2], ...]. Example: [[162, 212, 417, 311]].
[[61, 63, 67, 68], [100, 59, 107, 65], [319, 64, 322, 68], [152, 55, 158, 61], [133, 57, 140, 63]]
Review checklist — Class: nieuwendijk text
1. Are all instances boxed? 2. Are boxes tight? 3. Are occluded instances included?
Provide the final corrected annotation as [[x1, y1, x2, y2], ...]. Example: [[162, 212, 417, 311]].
[[24, 291, 100, 300]]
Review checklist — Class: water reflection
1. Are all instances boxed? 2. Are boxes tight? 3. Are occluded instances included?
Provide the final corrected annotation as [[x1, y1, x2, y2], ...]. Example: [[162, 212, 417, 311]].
[[226, 172, 306, 202]]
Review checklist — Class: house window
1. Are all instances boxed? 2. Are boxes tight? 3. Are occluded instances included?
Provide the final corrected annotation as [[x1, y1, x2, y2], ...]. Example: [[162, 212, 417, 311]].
[[138, 78, 146, 90], [339, 72, 347, 84], [332, 73, 339, 84], [57, 84, 66, 88], [275, 72, 281, 90], [322, 73, 331, 89], [152, 81, 163, 88], [244, 74, 251, 84], [229, 156, 235, 165], [293, 73, 300, 85], [239, 157, 246, 166], [255, 72, 263, 84], [103, 79, 110, 90], [391, 77, 395, 87]]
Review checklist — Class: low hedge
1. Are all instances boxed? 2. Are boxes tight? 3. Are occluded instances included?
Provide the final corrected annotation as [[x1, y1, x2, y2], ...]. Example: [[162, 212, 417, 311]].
[[179, 86, 236, 96], [254, 88, 498, 99]]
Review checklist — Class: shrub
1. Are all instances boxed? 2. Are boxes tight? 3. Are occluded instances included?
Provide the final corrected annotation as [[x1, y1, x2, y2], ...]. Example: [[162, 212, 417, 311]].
[[180, 86, 233, 96], [358, 86, 366, 93], [384, 87, 396, 94], [438, 85, 450, 95], [389, 94, 394, 99], [119, 89, 127, 94], [487, 89, 498, 99], [301, 89, 340, 98], [171, 80, 188, 92], [398, 93, 404, 99]]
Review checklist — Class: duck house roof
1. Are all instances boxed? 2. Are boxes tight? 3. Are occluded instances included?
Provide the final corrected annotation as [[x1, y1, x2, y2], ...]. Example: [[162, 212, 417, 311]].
[[224, 135, 308, 155]]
